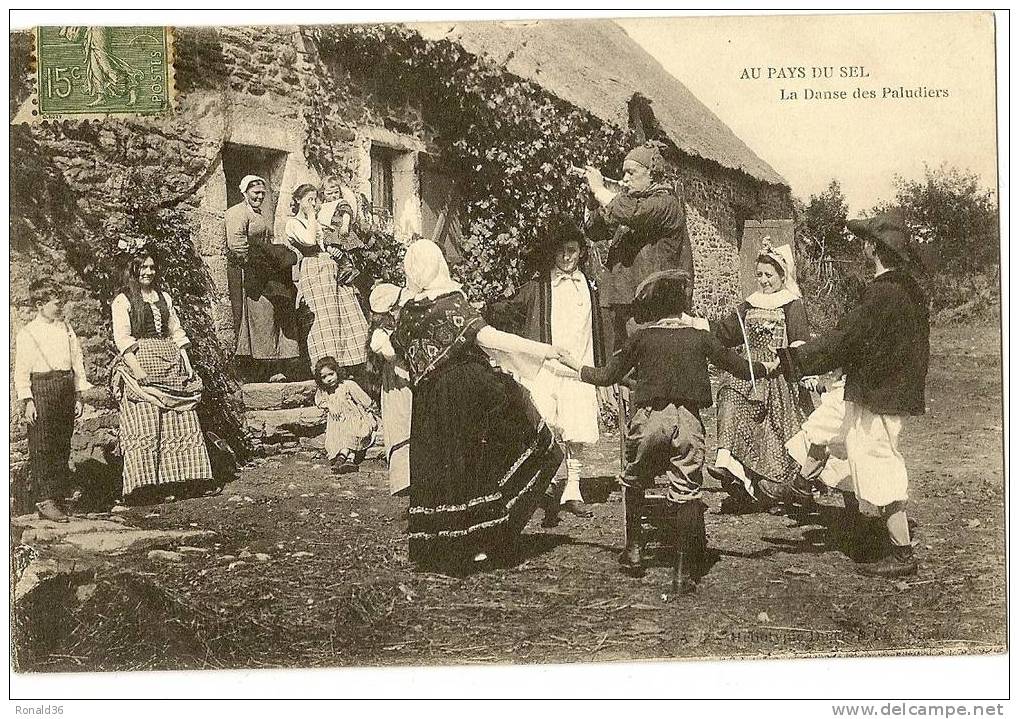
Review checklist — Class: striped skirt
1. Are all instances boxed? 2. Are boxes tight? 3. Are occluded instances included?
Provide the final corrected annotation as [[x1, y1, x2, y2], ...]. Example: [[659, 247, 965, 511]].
[[27, 370, 76, 501], [114, 338, 213, 496], [408, 354, 562, 570], [299, 254, 369, 368]]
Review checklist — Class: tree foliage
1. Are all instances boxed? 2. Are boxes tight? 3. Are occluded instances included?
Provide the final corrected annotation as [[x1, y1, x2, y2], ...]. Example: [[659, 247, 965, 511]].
[[876, 163, 999, 275], [794, 180, 866, 331], [797, 180, 853, 259], [797, 166, 999, 324], [873, 164, 1000, 316]]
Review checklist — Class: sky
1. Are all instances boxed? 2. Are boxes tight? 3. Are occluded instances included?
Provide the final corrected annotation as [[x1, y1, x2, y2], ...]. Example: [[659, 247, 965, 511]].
[[617, 12, 998, 213], [7, 9, 999, 215]]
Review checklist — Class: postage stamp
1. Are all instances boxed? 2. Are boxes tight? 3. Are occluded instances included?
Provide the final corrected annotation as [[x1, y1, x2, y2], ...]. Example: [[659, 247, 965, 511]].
[[33, 26, 173, 119]]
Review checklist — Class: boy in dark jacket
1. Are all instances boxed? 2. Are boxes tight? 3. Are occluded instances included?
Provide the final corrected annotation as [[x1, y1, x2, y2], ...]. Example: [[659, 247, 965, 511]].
[[560, 270, 774, 593], [778, 211, 930, 578]]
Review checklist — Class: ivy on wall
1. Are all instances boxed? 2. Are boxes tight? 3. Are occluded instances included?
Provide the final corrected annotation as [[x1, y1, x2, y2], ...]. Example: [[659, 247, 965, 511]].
[[10, 120, 247, 458], [303, 24, 635, 300], [10, 22, 649, 460]]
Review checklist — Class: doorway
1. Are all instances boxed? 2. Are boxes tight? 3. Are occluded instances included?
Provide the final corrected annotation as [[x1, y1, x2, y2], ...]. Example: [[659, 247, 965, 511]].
[[221, 143, 289, 222]]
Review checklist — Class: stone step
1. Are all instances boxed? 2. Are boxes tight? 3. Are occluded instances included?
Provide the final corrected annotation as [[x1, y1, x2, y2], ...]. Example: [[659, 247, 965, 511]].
[[238, 380, 317, 411], [244, 406, 327, 443]]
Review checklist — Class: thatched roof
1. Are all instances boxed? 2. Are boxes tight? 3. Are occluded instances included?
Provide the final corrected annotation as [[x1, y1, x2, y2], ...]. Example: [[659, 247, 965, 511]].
[[408, 19, 788, 187]]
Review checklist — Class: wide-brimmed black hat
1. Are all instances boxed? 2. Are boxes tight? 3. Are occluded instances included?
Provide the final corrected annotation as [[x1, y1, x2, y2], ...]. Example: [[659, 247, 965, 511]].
[[847, 210, 918, 267], [542, 213, 586, 248]]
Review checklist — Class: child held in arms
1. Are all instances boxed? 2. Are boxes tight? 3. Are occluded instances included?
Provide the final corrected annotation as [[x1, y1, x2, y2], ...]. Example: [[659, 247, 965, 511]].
[[559, 270, 776, 594]]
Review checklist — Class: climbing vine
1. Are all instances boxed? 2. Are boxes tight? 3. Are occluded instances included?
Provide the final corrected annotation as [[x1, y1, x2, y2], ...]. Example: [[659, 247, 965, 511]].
[[11, 22, 643, 462], [303, 24, 634, 300], [11, 119, 247, 458]]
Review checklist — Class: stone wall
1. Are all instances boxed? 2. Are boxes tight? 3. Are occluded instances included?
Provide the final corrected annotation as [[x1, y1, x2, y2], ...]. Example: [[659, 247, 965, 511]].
[[9, 24, 791, 501], [11, 24, 790, 373], [187, 25, 433, 348], [9, 25, 430, 353], [8, 25, 433, 499], [676, 155, 793, 319]]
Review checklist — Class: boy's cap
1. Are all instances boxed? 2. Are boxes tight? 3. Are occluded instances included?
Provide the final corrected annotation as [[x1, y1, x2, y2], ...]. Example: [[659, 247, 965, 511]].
[[847, 210, 918, 266], [632, 269, 689, 323]]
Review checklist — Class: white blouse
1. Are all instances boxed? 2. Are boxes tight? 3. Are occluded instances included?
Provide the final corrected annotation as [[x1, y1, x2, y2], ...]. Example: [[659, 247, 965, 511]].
[[111, 292, 190, 355], [285, 215, 325, 252], [14, 317, 93, 400]]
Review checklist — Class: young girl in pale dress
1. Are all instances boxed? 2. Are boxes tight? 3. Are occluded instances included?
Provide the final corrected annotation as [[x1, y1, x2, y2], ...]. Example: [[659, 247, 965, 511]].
[[491, 217, 606, 526], [313, 356, 377, 473], [368, 283, 413, 497]]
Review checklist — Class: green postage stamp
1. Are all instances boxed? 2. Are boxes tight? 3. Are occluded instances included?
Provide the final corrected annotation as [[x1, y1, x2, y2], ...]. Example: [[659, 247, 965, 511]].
[[34, 26, 173, 119]]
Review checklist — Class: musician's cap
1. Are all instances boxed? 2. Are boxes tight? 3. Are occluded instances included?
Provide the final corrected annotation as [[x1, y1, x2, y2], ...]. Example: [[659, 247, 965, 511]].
[[624, 144, 665, 173]]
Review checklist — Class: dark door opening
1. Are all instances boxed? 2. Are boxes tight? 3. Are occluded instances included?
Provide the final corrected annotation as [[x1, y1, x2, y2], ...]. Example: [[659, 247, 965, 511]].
[[419, 154, 464, 264], [221, 142, 289, 225]]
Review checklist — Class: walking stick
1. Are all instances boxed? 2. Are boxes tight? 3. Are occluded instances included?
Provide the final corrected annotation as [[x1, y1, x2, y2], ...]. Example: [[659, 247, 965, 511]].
[[614, 383, 627, 547], [614, 384, 626, 472], [734, 309, 757, 393]]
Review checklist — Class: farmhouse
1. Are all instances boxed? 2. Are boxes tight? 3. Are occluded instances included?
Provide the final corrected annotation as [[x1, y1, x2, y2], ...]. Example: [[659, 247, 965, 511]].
[[10, 19, 792, 493]]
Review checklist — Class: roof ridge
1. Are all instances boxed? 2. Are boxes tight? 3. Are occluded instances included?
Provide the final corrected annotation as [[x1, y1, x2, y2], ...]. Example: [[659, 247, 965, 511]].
[[406, 18, 788, 187]]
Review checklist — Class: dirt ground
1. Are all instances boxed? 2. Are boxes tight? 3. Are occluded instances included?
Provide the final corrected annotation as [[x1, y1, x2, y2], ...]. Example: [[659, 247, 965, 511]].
[[19, 320, 1005, 671]]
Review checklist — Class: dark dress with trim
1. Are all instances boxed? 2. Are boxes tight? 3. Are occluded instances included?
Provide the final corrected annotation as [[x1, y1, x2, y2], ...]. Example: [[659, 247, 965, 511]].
[[391, 292, 563, 569]]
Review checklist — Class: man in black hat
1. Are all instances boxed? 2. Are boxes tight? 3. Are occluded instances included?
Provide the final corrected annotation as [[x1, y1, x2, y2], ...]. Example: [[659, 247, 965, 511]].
[[778, 210, 930, 578]]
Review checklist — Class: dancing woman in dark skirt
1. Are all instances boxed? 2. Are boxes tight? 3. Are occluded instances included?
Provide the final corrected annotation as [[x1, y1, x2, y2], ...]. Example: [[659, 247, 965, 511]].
[[391, 240, 565, 572]]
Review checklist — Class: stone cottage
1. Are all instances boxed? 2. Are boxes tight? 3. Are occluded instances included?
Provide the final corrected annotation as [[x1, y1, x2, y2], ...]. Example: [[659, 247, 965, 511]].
[[9, 19, 791, 494]]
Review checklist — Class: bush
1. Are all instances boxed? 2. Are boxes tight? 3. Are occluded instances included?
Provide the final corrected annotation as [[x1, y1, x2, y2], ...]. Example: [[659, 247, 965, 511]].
[[926, 269, 1001, 322]]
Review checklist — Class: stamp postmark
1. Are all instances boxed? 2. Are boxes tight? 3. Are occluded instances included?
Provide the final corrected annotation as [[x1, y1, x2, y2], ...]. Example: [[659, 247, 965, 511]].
[[34, 26, 173, 119]]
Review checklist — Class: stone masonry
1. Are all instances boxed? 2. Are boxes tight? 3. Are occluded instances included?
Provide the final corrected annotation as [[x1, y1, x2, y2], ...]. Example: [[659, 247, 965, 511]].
[[9, 24, 793, 501]]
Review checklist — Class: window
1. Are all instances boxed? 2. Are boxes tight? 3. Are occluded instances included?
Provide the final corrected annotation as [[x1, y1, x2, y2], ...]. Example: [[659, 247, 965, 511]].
[[370, 145, 397, 216], [359, 131, 424, 242]]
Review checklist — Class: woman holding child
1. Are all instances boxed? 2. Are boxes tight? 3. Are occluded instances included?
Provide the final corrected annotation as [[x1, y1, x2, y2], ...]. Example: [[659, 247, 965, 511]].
[[708, 240, 817, 510], [390, 239, 565, 573], [285, 183, 369, 371], [111, 249, 215, 502]]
